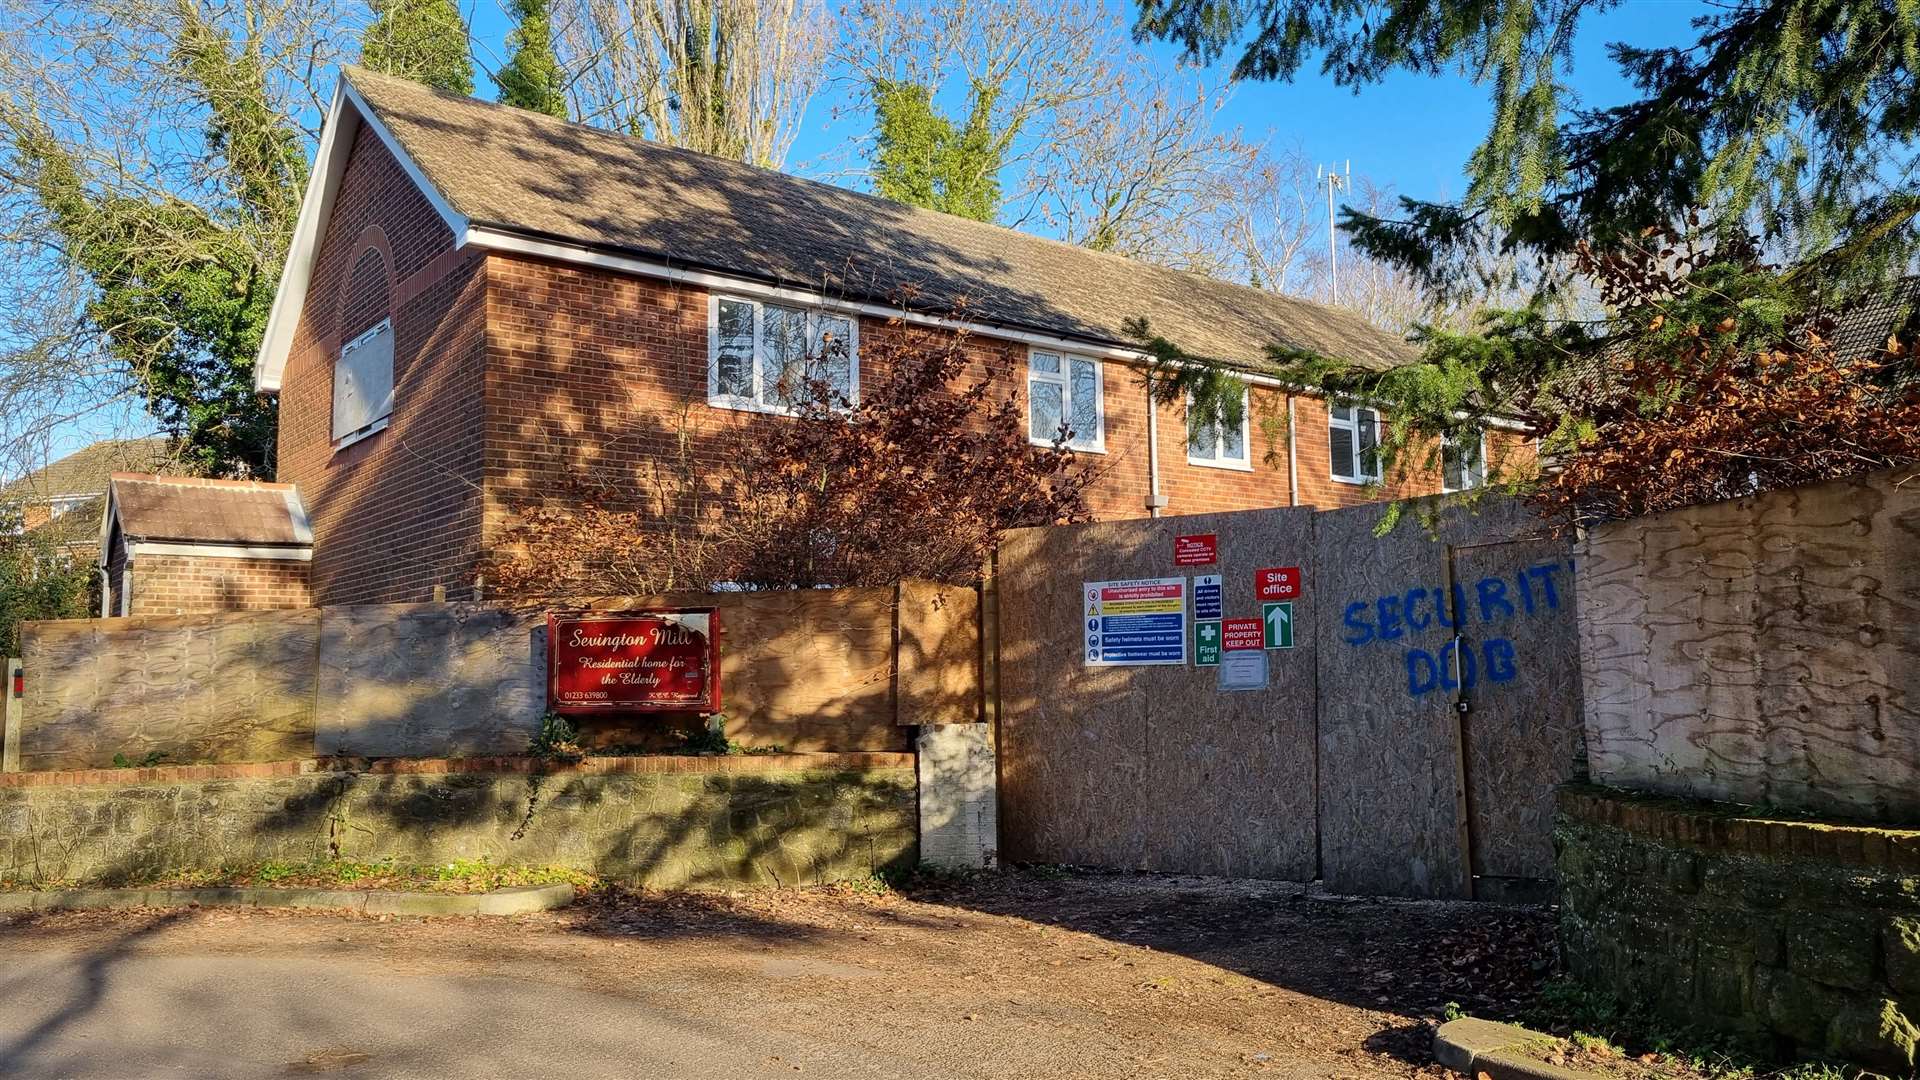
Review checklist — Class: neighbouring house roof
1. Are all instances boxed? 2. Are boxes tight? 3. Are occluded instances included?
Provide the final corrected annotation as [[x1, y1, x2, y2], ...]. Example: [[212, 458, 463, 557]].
[[253, 66, 1418, 392], [104, 474, 312, 555], [1834, 276, 1919, 362], [0, 438, 172, 504]]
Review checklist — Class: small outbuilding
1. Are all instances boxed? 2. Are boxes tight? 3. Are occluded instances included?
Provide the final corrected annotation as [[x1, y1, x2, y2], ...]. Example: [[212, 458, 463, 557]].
[[100, 474, 313, 616]]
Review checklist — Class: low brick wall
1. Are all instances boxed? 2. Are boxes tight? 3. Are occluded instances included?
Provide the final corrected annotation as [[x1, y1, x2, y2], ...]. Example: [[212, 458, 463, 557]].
[[0, 754, 917, 889], [1556, 785, 1920, 1072]]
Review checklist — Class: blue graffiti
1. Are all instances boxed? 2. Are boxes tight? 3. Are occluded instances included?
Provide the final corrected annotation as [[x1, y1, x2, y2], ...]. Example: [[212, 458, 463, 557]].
[[1406, 638, 1518, 694], [1340, 560, 1569, 696], [1342, 562, 1565, 647]]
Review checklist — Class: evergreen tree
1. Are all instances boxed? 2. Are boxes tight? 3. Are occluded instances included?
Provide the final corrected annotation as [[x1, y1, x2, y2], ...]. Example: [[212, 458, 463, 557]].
[[1135, 0, 1920, 299], [361, 0, 475, 96], [496, 0, 567, 118], [1128, 0, 1919, 512], [870, 80, 1006, 223]]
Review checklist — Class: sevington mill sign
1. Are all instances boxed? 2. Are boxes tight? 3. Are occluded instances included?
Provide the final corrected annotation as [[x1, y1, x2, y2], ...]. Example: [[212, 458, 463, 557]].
[[546, 609, 721, 714]]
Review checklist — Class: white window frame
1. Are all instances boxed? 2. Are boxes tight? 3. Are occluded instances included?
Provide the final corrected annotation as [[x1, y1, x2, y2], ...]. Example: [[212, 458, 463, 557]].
[[1329, 402, 1382, 484], [47, 495, 90, 519], [1024, 348, 1106, 453], [707, 294, 860, 416], [1185, 389, 1252, 471], [332, 318, 394, 451], [1441, 431, 1489, 493]]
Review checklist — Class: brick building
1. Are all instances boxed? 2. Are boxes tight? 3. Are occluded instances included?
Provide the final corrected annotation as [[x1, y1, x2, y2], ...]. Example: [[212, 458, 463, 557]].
[[252, 67, 1531, 608], [100, 475, 313, 616], [0, 439, 171, 554]]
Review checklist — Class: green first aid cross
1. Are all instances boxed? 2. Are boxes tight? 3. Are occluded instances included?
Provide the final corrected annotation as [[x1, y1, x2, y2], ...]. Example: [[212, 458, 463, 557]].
[[1193, 620, 1222, 666], [1262, 602, 1294, 649]]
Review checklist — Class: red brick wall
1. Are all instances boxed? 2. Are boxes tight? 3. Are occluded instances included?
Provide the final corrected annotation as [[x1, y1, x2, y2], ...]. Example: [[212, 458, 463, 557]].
[[278, 143, 1534, 605], [125, 555, 311, 615], [276, 124, 488, 606], [477, 253, 1509, 571]]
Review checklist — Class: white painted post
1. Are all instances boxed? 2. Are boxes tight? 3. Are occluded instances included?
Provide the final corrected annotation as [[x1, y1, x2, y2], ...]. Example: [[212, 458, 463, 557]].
[[2, 657, 21, 773]]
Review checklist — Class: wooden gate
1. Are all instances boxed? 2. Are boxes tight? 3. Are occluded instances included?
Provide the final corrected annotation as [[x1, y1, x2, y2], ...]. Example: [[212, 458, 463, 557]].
[[997, 509, 1320, 880], [996, 494, 1583, 899]]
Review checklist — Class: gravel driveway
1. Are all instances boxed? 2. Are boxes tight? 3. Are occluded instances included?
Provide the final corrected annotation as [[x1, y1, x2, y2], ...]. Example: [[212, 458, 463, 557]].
[[0, 870, 1554, 1079]]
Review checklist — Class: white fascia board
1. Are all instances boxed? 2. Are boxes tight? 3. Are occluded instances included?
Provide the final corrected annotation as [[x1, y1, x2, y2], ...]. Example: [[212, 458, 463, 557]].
[[252, 75, 470, 393], [466, 227, 1534, 428], [128, 541, 313, 562], [282, 487, 315, 545], [96, 485, 118, 569]]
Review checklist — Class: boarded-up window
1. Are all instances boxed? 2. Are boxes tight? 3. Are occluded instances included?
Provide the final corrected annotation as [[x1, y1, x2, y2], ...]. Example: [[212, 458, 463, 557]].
[[333, 319, 395, 445]]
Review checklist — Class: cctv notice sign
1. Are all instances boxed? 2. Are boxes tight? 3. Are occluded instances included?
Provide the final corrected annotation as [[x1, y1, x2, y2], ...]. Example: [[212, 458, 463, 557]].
[[547, 609, 721, 714]]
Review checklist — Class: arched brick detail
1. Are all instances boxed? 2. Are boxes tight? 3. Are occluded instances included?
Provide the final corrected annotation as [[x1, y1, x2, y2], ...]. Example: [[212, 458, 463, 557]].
[[336, 227, 395, 343]]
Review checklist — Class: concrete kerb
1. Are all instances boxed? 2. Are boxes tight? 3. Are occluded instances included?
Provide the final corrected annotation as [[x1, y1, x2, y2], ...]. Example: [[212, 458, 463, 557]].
[[1434, 1018, 1607, 1080], [0, 882, 574, 917]]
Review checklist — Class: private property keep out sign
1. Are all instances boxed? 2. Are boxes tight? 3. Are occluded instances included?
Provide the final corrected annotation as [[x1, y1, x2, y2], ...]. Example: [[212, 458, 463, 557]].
[[1221, 618, 1265, 651]]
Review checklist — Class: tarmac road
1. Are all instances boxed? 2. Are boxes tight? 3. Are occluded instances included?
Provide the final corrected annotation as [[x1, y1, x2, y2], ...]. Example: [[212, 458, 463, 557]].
[[0, 944, 914, 1079], [0, 873, 1549, 1079]]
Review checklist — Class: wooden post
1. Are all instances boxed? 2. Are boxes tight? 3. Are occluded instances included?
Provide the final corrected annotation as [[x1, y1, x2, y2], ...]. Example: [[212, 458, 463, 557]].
[[979, 558, 998, 733], [2, 657, 21, 773]]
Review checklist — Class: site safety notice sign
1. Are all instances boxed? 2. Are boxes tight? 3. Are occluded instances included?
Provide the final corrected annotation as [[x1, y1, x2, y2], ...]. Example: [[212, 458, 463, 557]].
[[1083, 578, 1187, 666]]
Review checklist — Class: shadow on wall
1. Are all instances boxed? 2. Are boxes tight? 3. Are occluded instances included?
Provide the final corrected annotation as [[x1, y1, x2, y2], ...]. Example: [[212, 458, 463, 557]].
[[0, 765, 918, 892], [17, 572, 980, 769], [17, 610, 326, 771]]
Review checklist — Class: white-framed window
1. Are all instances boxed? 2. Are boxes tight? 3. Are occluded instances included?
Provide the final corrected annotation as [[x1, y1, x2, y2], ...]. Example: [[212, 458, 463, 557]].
[[709, 295, 857, 414], [1186, 388, 1251, 470], [333, 318, 395, 448], [1442, 432, 1487, 492], [47, 495, 90, 519], [1329, 402, 1381, 483], [1025, 349, 1104, 452]]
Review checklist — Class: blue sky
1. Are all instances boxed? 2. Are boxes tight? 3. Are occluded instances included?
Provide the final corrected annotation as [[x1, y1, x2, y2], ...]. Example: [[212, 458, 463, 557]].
[[465, 0, 1707, 209]]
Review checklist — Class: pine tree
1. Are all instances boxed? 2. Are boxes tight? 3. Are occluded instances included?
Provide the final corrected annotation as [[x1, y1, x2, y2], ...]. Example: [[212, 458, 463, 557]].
[[361, 0, 474, 96], [1135, 0, 1920, 298], [496, 0, 566, 118]]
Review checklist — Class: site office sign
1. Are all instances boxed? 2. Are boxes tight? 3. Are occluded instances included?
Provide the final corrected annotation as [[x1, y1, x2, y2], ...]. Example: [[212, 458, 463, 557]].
[[547, 609, 721, 714]]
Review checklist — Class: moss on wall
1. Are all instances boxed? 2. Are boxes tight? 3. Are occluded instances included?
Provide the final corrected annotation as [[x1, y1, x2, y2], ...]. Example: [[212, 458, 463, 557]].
[[0, 765, 918, 889], [1557, 785, 1920, 1072]]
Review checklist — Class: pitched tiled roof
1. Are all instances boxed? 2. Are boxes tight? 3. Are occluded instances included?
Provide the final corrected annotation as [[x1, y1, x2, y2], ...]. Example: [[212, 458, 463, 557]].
[[0, 438, 171, 503], [1833, 276, 1918, 362], [108, 475, 311, 547], [341, 66, 1416, 374]]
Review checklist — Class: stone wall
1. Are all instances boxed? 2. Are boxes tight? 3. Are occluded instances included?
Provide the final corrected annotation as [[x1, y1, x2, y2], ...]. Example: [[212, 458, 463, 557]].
[[0, 755, 916, 889], [1556, 785, 1920, 1072]]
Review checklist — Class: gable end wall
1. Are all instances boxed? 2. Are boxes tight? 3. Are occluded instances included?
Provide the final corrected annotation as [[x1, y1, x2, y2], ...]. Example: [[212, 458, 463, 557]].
[[276, 124, 487, 605]]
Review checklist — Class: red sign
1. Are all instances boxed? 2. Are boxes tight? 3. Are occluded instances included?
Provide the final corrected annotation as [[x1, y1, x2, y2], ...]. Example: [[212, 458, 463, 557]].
[[547, 610, 721, 714], [1221, 618, 1265, 651], [1254, 566, 1302, 601], [1173, 533, 1218, 566]]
